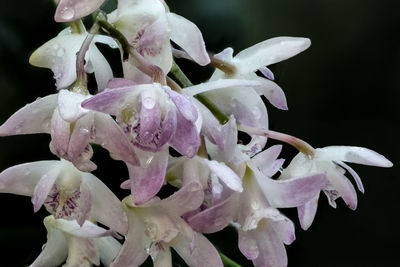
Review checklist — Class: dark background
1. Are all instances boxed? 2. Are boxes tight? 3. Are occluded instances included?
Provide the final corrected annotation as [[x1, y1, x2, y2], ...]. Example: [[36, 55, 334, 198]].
[[0, 0, 399, 266]]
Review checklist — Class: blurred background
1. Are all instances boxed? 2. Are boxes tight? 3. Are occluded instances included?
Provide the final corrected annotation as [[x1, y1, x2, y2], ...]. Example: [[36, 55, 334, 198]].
[[0, 0, 399, 266]]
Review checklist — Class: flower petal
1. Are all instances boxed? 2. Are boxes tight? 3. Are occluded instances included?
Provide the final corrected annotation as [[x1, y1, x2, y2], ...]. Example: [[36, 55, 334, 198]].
[[94, 112, 139, 166], [82, 173, 129, 234], [31, 166, 62, 213], [163, 86, 198, 122], [88, 40, 114, 91], [31, 216, 68, 267], [297, 193, 320, 230], [139, 90, 162, 144], [55, 0, 105, 22], [29, 32, 85, 89], [0, 161, 60, 196], [234, 36, 311, 74], [324, 162, 358, 210], [183, 78, 262, 96], [160, 181, 204, 216], [255, 171, 326, 208], [151, 244, 172, 267], [58, 90, 90, 122], [49, 109, 70, 159], [169, 110, 200, 158], [250, 145, 282, 175], [251, 76, 288, 110], [259, 66, 275, 80], [173, 233, 223, 267], [54, 218, 113, 238], [128, 147, 169, 205], [334, 161, 365, 193], [0, 94, 57, 135], [96, 236, 122, 267], [168, 13, 210, 66], [112, 204, 150, 267], [201, 158, 243, 192], [187, 193, 239, 233], [318, 146, 393, 167]]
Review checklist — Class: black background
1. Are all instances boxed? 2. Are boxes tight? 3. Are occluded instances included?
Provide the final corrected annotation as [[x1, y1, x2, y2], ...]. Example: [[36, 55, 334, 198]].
[[0, 0, 399, 266]]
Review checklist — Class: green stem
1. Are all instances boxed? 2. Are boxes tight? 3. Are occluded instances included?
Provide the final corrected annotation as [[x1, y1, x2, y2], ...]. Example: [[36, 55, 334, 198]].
[[218, 250, 242, 267], [170, 61, 230, 124]]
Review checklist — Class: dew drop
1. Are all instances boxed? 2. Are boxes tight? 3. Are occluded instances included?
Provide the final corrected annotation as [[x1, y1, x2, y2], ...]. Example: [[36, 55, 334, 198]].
[[251, 201, 260, 210], [142, 97, 156, 109], [252, 107, 262, 120], [60, 6, 75, 20], [56, 48, 65, 57]]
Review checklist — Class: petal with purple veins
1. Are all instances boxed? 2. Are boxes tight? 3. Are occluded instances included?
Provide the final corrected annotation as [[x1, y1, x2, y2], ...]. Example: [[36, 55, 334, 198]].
[[32, 166, 62, 213]]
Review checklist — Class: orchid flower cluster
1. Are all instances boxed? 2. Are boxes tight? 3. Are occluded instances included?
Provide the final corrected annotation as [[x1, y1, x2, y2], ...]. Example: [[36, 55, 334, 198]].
[[0, 0, 393, 266]]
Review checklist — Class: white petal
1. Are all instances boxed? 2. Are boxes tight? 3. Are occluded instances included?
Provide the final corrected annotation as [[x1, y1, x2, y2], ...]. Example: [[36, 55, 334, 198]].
[[30, 216, 68, 267], [168, 13, 210, 66], [0, 161, 60, 196], [183, 78, 262, 96], [318, 146, 393, 167], [0, 94, 57, 135], [55, 218, 112, 238], [96, 236, 122, 267], [82, 173, 128, 234], [234, 36, 311, 74], [201, 158, 243, 192], [58, 90, 90, 122]]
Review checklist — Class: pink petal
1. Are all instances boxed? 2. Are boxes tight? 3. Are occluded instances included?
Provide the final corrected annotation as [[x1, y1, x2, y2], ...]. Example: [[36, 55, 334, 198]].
[[168, 13, 210, 66], [67, 112, 96, 170], [297, 193, 320, 230], [31, 166, 61, 212], [55, 0, 105, 22], [193, 98, 225, 151], [169, 110, 200, 158], [0, 161, 60, 197], [187, 193, 239, 233], [94, 112, 139, 166], [250, 145, 283, 175], [173, 233, 223, 267], [128, 148, 169, 205], [334, 161, 365, 193], [0, 94, 57, 136], [251, 76, 288, 110], [50, 109, 70, 159], [324, 163, 358, 210], [76, 182, 92, 226], [255, 171, 326, 208], [139, 90, 162, 144], [163, 86, 198, 122], [259, 66, 275, 80], [107, 78, 136, 89], [160, 181, 204, 216], [112, 207, 149, 267]]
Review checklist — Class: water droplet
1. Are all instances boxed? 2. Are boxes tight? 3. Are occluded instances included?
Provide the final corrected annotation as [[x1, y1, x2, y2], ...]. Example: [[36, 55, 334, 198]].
[[252, 107, 262, 120], [145, 156, 154, 166], [56, 48, 65, 57], [60, 7, 75, 20], [144, 221, 158, 240], [142, 97, 156, 109], [52, 44, 59, 50], [251, 201, 260, 210]]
